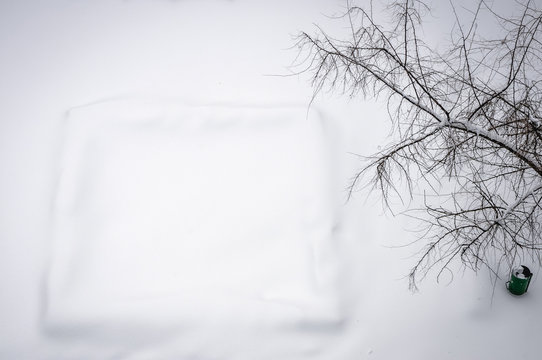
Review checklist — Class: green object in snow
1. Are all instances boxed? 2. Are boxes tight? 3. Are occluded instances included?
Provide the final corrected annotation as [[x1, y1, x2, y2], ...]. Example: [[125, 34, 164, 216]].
[[506, 265, 532, 296]]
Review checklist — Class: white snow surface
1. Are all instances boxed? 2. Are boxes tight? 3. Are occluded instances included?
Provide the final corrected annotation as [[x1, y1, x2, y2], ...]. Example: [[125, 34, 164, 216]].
[[45, 100, 342, 359], [1, 0, 541, 359]]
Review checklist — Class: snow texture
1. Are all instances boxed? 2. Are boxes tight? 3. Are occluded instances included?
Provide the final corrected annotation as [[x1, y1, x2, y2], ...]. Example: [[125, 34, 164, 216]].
[[45, 100, 343, 359]]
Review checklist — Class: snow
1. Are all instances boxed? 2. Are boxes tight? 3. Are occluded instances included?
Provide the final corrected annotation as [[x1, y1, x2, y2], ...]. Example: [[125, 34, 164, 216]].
[[0, 0, 541, 359], [513, 268, 530, 279], [45, 100, 342, 359]]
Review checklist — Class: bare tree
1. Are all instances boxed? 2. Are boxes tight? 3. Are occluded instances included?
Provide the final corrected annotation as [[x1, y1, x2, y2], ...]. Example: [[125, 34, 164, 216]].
[[295, 0, 542, 290]]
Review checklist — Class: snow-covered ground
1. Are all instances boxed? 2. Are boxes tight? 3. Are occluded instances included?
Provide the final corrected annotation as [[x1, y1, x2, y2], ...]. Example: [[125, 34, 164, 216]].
[[0, 0, 540, 359]]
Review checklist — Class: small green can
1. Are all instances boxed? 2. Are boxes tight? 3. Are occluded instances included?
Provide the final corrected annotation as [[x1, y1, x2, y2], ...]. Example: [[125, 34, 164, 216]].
[[506, 265, 532, 296]]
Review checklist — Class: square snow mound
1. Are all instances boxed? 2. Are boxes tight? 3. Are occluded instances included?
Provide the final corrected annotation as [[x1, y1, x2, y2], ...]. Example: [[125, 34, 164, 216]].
[[44, 99, 344, 358]]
